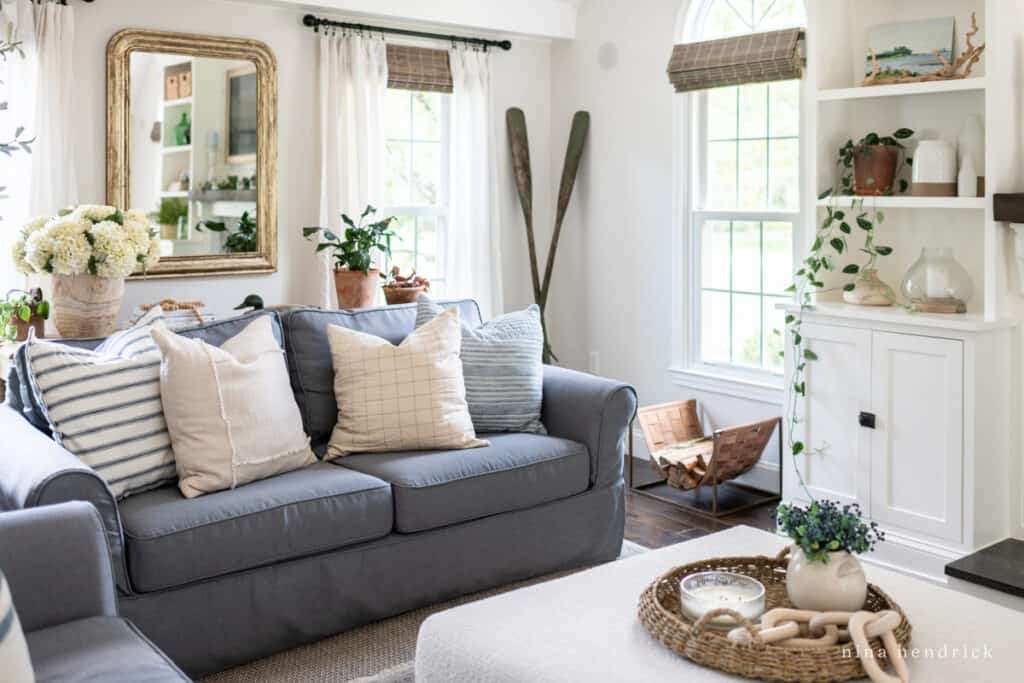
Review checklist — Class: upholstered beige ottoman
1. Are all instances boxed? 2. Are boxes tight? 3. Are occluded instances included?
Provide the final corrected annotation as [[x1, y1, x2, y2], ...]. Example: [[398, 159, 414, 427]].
[[416, 526, 1023, 682]]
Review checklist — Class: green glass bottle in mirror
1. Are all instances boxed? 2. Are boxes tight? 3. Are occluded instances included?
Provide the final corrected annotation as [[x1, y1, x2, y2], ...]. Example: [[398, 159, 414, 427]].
[[174, 112, 191, 146]]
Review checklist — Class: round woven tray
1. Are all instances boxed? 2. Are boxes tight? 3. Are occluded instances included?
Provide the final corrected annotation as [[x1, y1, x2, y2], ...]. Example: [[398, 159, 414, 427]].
[[637, 548, 912, 683]]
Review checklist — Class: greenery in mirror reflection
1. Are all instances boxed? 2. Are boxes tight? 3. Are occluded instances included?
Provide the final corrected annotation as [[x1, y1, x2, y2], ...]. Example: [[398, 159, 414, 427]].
[[196, 211, 257, 253]]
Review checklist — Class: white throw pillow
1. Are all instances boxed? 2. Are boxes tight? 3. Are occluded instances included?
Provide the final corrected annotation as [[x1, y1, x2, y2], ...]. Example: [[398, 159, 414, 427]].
[[0, 571, 35, 683], [151, 316, 316, 498], [25, 306, 177, 499], [325, 307, 488, 458]]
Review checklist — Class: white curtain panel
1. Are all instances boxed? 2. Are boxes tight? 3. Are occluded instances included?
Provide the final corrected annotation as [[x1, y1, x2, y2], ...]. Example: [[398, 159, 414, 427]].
[[447, 46, 503, 320], [28, 0, 76, 215], [316, 32, 388, 308]]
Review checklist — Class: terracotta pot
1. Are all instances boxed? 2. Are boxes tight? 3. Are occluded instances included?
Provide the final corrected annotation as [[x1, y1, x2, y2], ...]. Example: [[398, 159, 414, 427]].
[[383, 286, 427, 306], [786, 546, 867, 612], [52, 274, 125, 338], [13, 310, 45, 341], [334, 269, 380, 309], [853, 145, 899, 195]]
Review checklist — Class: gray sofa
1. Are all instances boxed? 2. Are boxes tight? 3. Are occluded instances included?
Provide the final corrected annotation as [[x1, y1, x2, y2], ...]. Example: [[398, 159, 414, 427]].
[[0, 300, 636, 677], [0, 502, 190, 682]]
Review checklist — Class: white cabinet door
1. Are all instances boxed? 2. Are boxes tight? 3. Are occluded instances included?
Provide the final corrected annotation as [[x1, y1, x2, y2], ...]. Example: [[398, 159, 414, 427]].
[[869, 331, 963, 542], [785, 323, 871, 508]]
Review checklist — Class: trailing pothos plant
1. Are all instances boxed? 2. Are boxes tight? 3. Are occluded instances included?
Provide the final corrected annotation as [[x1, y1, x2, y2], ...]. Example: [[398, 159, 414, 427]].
[[781, 134, 914, 499]]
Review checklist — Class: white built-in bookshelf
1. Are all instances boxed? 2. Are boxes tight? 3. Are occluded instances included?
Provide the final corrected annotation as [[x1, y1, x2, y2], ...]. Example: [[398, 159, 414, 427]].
[[803, 0, 1017, 324]]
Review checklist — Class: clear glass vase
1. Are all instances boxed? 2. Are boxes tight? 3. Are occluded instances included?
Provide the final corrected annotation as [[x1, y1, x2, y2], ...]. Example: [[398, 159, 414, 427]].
[[900, 247, 973, 313]]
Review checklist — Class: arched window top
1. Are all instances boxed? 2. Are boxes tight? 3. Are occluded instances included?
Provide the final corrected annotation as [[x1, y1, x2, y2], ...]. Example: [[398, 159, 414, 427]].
[[692, 0, 805, 41]]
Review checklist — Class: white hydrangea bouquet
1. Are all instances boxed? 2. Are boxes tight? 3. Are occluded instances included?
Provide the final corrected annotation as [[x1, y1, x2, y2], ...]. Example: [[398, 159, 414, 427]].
[[12, 204, 161, 279]]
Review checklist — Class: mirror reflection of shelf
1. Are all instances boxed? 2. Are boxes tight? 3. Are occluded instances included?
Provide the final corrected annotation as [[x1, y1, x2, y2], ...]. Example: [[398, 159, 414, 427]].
[[190, 189, 256, 203], [162, 145, 192, 154], [161, 190, 189, 199], [164, 96, 193, 107]]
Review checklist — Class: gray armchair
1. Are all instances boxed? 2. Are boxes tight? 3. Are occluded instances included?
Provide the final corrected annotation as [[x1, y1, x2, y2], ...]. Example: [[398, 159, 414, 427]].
[[0, 502, 190, 682]]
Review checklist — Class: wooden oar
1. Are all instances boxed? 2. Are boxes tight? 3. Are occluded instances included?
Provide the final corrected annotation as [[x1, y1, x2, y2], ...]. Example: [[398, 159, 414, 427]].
[[540, 111, 590, 310], [505, 108, 542, 305]]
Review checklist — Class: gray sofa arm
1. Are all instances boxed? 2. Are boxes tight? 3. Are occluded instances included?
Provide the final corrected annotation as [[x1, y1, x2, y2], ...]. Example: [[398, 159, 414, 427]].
[[0, 502, 118, 632], [541, 366, 637, 489], [0, 405, 131, 594]]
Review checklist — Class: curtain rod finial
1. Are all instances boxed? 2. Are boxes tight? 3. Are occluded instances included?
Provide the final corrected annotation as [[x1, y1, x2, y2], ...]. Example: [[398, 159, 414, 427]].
[[302, 14, 319, 28]]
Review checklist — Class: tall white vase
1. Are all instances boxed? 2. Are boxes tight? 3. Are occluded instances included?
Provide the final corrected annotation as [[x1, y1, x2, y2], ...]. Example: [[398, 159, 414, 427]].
[[958, 156, 978, 198], [958, 114, 985, 190], [51, 274, 125, 339]]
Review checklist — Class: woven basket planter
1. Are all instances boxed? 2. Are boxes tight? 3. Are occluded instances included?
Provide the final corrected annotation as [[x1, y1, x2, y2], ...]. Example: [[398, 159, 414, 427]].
[[637, 549, 912, 683]]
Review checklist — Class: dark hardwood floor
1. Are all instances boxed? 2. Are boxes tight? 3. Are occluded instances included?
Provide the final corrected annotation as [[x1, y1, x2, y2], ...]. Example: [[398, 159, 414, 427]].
[[623, 457, 777, 549]]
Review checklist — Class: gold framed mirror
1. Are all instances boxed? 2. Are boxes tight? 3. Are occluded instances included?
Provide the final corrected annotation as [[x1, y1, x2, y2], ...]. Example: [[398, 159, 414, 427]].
[[106, 29, 277, 278]]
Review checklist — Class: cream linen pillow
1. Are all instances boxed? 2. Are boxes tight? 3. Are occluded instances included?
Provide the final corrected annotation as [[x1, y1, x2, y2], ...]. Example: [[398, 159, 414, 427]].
[[326, 307, 488, 458], [151, 316, 316, 498]]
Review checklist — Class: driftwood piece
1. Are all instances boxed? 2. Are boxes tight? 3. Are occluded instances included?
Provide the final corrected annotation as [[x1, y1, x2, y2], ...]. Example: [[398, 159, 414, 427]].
[[863, 12, 984, 86]]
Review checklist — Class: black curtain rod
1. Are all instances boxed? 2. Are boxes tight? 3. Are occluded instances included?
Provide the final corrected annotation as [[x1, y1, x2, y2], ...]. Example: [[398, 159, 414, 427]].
[[302, 14, 511, 51]]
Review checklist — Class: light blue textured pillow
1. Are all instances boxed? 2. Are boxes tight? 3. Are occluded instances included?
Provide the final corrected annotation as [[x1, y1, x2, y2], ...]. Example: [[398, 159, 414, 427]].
[[416, 296, 545, 434]]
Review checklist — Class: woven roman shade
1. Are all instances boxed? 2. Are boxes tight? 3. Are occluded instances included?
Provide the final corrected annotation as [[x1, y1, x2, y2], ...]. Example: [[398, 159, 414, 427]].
[[666, 27, 804, 93], [387, 44, 453, 93]]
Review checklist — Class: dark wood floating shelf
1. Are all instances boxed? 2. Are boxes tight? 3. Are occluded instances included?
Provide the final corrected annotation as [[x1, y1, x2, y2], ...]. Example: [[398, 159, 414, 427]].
[[945, 538, 1024, 599], [993, 193, 1024, 223]]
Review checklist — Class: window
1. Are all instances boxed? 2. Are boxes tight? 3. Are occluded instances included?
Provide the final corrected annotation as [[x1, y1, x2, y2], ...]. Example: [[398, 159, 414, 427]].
[[687, 0, 804, 377], [382, 88, 449, 296]]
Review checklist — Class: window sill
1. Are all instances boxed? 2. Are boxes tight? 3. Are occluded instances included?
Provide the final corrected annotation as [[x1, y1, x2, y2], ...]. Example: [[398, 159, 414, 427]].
[[668, 366, 784, 405]]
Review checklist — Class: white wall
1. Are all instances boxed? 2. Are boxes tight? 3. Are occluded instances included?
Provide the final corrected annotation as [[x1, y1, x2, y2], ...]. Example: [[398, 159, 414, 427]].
[[70, 0, 555, 321], [548, 0, 783, 488]]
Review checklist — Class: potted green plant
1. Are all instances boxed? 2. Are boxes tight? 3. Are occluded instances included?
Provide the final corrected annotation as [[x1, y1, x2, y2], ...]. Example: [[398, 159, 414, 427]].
[[1, 288, 49, 342], [837, 128, 914, 196], [304, 206, 397, 309], [382, 266, 430, 305], [196, 211, 257, 253], [149, 197, 189, 240], [776, 500, 885, 612]]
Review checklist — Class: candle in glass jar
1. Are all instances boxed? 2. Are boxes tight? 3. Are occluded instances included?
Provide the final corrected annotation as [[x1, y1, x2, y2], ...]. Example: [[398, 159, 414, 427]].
[[679, 571, 766, 625], [687, 584, 754, 605]]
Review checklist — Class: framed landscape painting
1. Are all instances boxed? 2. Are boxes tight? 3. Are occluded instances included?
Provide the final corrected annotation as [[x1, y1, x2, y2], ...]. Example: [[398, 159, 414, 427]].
[[865, 17, 955, 80]]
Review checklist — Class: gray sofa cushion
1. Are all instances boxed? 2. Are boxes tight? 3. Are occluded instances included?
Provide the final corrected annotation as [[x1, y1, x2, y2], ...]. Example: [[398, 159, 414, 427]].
[[12, 310, 284, 437], [280, 300, 482, 447], [27, 616, 189, 683], [335, 433, 590, 533], [119, 462, 393, 592]]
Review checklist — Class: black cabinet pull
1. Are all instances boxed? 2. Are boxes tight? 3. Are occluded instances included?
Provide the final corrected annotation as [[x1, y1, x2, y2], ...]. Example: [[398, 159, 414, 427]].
[[859, 412, 876, 429]]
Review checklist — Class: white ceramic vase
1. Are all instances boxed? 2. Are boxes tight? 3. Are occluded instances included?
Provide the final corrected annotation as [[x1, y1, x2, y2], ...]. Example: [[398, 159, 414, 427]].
[[785, 546, 868, 612], [958, 156, 978, 198], [51, 274, 125, 338], [911, 140, 957, 197]]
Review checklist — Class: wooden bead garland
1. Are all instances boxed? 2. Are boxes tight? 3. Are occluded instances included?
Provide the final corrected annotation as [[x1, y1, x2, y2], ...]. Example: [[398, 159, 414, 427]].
[[728, 607, 910, 683]]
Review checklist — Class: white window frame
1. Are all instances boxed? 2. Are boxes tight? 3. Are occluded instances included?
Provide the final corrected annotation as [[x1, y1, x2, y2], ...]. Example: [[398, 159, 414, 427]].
[[669, 0, 806, 405], [379, 89, 451, 291]]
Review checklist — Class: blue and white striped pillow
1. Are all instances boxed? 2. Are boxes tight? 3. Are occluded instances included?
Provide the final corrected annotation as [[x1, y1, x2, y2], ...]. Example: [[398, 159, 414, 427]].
[[25, 307, 176, 499], [0, 570, 34, 683], [416, 296, 546, 434]]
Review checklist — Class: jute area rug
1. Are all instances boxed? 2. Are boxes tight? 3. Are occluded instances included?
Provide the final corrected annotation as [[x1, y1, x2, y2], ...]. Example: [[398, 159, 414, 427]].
[[201, 541, 648, 683]]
